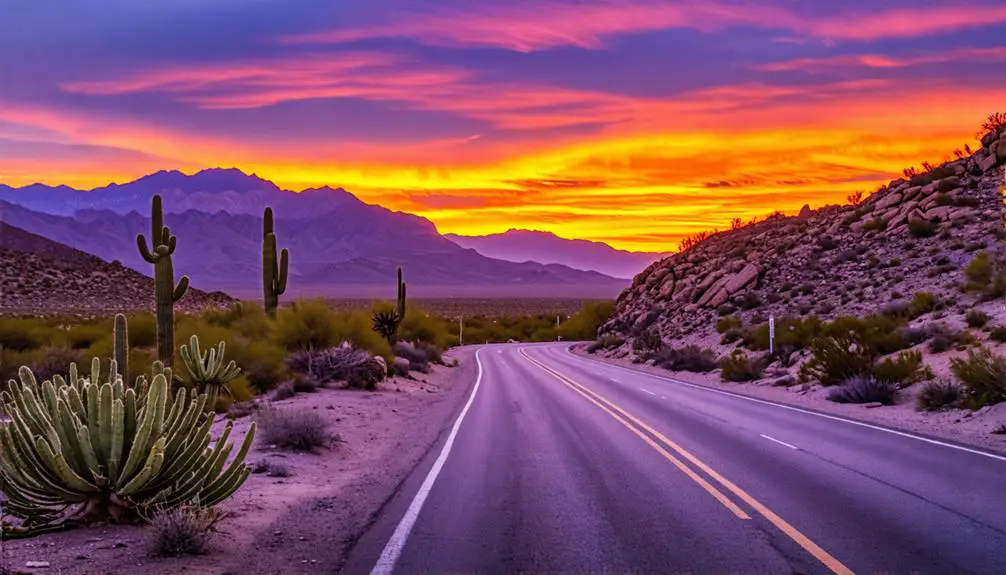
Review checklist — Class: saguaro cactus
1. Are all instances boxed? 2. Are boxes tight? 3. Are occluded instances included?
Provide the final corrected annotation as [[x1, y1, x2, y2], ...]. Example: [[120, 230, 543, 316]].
[[113, 313, 129, 386], [262, 207, 289, 318], [137, 195, 189, 366], [396, 266, 407, 323]]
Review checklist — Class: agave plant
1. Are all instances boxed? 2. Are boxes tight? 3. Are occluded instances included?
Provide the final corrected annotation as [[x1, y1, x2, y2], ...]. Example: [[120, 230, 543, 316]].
[[0, 358, 255, 536], [371, 309, 401, 345], [180, 335, 241, 410]]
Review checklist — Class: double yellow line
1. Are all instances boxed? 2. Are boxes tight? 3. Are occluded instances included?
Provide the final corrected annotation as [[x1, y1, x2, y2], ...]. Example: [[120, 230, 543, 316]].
[[518, 348, 854, 575]]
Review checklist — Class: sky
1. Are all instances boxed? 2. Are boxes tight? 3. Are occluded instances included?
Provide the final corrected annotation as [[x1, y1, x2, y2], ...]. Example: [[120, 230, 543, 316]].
[[1, 0, 1004, 251]]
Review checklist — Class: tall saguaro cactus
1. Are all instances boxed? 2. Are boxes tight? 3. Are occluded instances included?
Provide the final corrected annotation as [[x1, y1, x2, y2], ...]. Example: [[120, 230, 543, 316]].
[[113, 313, 129, 386], [396, 266, 407, 323], [137, 195, 189, 366], [262, 207, 289, 318]]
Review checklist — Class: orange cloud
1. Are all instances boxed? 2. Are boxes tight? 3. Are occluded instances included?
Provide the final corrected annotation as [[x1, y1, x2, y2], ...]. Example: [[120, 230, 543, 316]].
[[282, 1, 1006, 51], [757, 46, 1006, 72]]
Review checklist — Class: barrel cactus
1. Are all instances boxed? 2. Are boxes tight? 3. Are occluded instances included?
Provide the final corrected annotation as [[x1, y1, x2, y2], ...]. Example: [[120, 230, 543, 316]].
[[180, 335, 241, 411], [0, 358, 255, 535]]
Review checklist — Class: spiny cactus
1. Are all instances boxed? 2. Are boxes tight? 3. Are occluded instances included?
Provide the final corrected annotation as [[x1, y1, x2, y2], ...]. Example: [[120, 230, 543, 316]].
[[137, 195, 189, 366], [262, 207, 289, 319], [180, 335, 241, 411], [0, 358, 254, 535], [113, 313, 129, 388], [396, 266, 407, 324], [371, 267, 408, 345]]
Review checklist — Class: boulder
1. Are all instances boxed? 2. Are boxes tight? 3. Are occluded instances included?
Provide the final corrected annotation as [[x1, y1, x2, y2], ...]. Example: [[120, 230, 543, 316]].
[[998, 138, 1006, 162], [978, 152, 998, 172], [708, 288, 731, 308], [798, 204, 812, 219], [901, 186, 923, 201], [874, 192, 902, 210], [723, 263, 760, 295]]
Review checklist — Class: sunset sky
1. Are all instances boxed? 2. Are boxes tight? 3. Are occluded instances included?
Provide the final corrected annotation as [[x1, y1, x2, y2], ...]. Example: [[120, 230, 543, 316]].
[[2, 0, 1004, 251]]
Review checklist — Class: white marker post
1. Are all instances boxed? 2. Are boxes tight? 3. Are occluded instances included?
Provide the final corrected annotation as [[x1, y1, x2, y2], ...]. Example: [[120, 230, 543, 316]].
[[769, 314, 775, 355], [459, 317, 464, 346]]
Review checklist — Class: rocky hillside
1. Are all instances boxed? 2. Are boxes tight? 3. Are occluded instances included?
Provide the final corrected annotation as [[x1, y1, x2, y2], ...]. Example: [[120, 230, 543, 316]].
[[601, 127, 1006, 351], [0, 222, 233, 315]]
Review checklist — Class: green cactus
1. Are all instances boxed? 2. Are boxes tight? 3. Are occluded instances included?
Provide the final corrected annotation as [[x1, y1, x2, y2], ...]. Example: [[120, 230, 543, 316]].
[[396, 266, 407, 323], [137, 195, 189, 366], [262, 207, 289, 318], [371, 268, 408, 345], [0, 358, 254, 534], [113, 314, 128, 388], [179, 335, 241, 412]]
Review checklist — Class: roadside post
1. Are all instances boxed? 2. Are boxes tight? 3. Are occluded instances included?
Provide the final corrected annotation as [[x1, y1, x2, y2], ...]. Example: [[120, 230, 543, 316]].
[[769, 314, 775, 355]]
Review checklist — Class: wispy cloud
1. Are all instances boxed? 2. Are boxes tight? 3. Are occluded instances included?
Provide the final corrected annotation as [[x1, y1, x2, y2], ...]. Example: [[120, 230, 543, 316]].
[[756, 46, 1006, 72], [281, 0, 1006, 52]]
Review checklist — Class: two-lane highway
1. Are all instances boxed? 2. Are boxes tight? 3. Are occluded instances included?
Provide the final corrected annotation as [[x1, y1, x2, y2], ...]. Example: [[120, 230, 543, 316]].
[[344, 343, 1006, 574]]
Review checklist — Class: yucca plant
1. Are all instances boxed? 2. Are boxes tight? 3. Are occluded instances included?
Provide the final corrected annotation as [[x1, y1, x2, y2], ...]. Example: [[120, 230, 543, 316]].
[[179, 335, 241, 411], [0, 358, 255, 536], [371, 309, 401, 345]]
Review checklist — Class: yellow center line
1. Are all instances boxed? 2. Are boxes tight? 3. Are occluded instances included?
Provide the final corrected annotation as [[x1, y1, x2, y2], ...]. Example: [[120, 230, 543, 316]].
[[519, 348, 855, 575]]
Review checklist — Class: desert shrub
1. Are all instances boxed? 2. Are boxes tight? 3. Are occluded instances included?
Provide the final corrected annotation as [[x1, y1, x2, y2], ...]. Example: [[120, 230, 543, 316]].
[[863, 217, 887, 232], [588, 336, 623, 353], [557, 301, 616, 341], [251, 459, 292, 478], [258, 407, 330, 451], [399, 307, 455, 350], [720, 351, 764, 382], [291, 374, 319, 393], [896, 326, 930, 347], [237, 340, 288, 393], [908, 219, 937, 238], [822, 315, 908, 356], [908, 292, 938, 318], [873, 351, 932, 387], [950, 347, 1006, 408], [415, 341, 444, 365], [742, 315, 822, 352], [22, 347, 84, 383], [65, 323, 107, 350], [274, 299, 341, 351], [654, 346, 718, 372], [126, 313, 158, 348], [272, 381, 296, 401], [0, 319, 46, 351], [390, 357, 411, 377], [965, 252, 992, 290], [147, 505, 217, 557], [633, 329, 663, 353], [720, 328, 743, 345], [916, 379, 961, 411], [966, 309, 991, 328], [990, 327, 1006, 343], [738, 292, 762, 310], [287, 344, 385, 388], [799, 334, 874, 386], [394, 341, 430, 372], [717, 303, 738, 316], [827, 376, 897, 405]]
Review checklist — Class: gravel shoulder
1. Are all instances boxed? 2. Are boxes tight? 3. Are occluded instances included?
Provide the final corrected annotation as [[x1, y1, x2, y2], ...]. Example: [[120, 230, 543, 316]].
[[0, 347, 477, 575], [573, 345, 1006, 455]]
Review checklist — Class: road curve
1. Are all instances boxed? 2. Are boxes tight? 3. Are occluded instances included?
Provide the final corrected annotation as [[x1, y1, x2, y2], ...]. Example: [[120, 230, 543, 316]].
[[343, 343, 1006, 575]]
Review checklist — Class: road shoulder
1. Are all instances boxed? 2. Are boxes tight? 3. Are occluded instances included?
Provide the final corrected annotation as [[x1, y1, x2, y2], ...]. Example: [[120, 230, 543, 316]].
[[572, 344, 1006, 456]]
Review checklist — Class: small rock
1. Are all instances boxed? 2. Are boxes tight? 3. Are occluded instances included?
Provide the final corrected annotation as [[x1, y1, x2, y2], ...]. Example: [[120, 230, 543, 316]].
[[26, 561, 51, 568], [864, 402, 884, 409], [113, 542, 127, 549], [274, 530, 283, 536], [76, 555, 89, 560]]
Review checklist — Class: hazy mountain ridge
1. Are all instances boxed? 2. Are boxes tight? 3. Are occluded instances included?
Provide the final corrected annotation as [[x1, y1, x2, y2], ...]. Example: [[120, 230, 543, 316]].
[[0, 221, 232, 315], [445, 229, 667, 279], [0, 170, 627, 297]]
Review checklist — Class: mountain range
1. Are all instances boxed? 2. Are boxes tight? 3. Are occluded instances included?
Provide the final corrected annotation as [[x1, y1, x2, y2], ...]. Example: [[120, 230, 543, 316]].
[[0, 169, 644, 298], [445, 229, 667, 279]]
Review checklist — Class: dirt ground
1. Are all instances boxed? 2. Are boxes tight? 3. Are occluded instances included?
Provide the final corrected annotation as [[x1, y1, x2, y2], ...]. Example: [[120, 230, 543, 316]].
[[0, 348, 477, 575], [574, 345, 1006, 455]]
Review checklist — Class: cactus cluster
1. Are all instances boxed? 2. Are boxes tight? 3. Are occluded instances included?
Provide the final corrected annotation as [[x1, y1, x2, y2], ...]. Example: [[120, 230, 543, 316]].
[[372, 267, 408, 345], [137, 195, 189, 367], [179, 335, 241, 410], [0, 358, 254, 535], [262, 207, 289, 318]]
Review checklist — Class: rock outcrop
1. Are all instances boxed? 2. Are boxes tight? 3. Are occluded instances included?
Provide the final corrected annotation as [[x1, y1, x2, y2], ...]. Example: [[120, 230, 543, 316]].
[[601, 128, 1006, 352]]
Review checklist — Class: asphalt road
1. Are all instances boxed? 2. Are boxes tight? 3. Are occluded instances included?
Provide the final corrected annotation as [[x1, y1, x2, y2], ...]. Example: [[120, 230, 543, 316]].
[[344, 343, 1006, 575]]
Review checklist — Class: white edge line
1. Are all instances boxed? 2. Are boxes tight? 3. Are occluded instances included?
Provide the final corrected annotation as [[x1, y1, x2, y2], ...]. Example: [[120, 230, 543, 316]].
[[566, 346, 1006, 463], [370, 348, 485, 575], [640, 388, 657, 396], [760, 434, 799, 450]]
